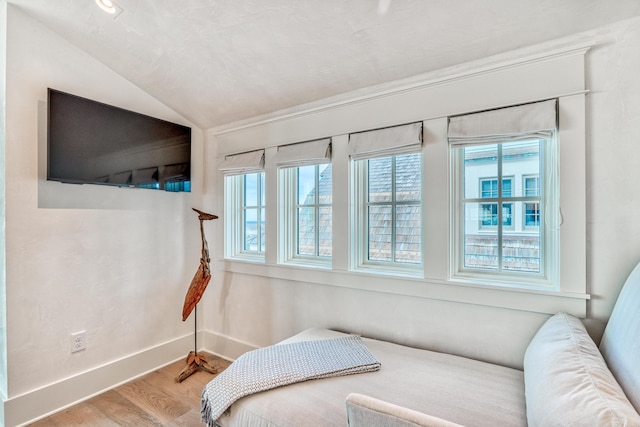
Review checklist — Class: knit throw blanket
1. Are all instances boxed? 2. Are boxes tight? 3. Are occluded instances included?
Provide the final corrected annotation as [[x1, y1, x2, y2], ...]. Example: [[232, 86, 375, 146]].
[[201, 335, 381, 425]]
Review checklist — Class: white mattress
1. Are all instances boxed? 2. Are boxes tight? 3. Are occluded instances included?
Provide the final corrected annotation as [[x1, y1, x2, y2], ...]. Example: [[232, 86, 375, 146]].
[[213, 328, 526, 427]]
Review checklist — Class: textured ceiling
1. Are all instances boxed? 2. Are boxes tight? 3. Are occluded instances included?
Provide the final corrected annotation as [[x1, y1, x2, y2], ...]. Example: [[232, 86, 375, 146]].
[[7, 0, 640, 129]]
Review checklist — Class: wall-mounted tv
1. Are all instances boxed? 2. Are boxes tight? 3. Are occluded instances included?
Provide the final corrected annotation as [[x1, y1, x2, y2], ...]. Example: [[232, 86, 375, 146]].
[[47, 88, 191, 192]]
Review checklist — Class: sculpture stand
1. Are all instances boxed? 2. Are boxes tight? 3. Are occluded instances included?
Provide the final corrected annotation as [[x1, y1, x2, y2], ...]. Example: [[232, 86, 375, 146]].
[[175, 305, 217, 382], [175, 208, 219, 383]]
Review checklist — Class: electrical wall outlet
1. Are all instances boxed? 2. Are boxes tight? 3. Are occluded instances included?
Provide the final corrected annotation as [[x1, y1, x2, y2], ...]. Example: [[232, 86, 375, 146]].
[[71, 331, 86, 353]]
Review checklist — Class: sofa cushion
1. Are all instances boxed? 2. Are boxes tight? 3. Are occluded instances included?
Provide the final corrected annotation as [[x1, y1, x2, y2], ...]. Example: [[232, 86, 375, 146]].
[[524, 312, 640, 426], [600, 262, 640, 413], [346, 393, 464, 427], [216, 328, 526, 427]]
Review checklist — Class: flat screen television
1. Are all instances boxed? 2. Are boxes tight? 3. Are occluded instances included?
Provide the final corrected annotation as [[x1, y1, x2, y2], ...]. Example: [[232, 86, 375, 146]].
[[47, 88, 191, 192]]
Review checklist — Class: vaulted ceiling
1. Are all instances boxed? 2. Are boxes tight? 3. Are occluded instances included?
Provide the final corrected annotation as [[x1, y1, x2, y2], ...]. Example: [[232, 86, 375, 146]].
[[7, 0, 640, 129]]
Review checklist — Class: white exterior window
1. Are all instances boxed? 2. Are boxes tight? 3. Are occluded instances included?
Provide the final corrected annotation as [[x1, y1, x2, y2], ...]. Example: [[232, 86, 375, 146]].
[[280, 164, 332, 265], [350, 123, 423, 276], [450, 100, 559, 287], [276, 138, 332, 267], [220, 150, 266, 261]]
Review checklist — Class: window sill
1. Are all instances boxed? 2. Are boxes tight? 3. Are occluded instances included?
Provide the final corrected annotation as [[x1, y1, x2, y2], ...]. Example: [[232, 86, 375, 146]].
[[217, 259, 589, 317], [225, 254, 265, 263], [281, 257, 332, 269]]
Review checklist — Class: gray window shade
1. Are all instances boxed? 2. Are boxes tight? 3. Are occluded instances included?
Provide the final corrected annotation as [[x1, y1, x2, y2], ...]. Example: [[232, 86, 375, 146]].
[[219, 150, 265, 175], [273, 138, 331, 167], [349, 122, 423, 160], [448, 99, 558, 146]]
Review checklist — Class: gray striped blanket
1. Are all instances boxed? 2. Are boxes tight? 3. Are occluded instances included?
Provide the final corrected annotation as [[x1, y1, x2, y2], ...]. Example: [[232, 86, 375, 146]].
[[201, 335, 381, 425]]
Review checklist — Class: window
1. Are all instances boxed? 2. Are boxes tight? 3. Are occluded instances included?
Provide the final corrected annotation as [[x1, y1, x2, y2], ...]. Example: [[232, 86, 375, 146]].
[[224, 172, 265, 257], [220, 150, 266, 260], [524, 176, 540, 227], [363, 153, 422, 266], [276, 138, 332, 266], [460, 142, 544, 274], [479, 177, 513, 228], [281, 164, 332, 264], [450, 100, 558, 287], [241, 172, 266, 253], [350, 123, 423, 275]]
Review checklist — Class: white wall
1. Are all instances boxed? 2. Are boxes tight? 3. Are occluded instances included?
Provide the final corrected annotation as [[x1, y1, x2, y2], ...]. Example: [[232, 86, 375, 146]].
[[0, 0, 8, 407], [584, 17, 640, 329], [3, 5, 205, 425], [203, 16, 640, 371], [2, 5, 640, 425]]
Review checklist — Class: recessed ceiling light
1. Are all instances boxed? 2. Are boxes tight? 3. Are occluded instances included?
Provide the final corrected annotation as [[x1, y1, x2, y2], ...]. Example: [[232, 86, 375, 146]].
[[95, 0, 117, 15]]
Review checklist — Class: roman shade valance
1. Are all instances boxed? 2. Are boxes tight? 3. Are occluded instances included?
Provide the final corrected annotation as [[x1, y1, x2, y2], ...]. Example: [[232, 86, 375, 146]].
[[219, 150, 265, 175], [448, 99, 558, 147], [349, 122, 423, 160], [273, 138, 331, 167]]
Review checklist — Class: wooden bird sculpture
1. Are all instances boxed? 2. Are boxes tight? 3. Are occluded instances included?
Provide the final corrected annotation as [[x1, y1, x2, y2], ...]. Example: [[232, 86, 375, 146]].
[[182, 208, 218, 321], [176, 208, 219, 382]]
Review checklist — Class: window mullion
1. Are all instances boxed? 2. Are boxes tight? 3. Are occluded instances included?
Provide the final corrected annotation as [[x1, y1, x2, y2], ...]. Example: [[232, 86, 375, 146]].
[[294, 170, 300, 257], [257, 173, 263, 252], [497, 145, 503, 272], [314, 165, 320, 257], [391, 157, 397, 263]]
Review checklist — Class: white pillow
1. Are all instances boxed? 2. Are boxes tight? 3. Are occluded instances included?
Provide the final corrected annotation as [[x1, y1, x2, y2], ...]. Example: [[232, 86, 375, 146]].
[[524, 312, 640, 426]]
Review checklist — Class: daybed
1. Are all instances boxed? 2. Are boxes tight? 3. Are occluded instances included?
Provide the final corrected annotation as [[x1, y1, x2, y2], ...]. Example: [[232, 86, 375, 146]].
[[205, 262, 640, 427]]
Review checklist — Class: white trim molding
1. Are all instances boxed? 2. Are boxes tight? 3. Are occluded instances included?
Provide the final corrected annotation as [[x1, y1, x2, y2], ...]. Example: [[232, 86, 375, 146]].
[[2, 333, 242, 427], [218, 259, 589, 318], [212, 39, 591, 318]]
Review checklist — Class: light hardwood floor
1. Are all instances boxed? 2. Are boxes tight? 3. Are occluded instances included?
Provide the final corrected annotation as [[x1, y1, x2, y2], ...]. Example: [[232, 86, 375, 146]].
[[28, 354, 231, 426]]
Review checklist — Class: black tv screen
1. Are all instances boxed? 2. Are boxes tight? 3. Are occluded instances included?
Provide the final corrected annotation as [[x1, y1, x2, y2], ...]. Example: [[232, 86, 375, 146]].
[[47, 88, 191, 192]]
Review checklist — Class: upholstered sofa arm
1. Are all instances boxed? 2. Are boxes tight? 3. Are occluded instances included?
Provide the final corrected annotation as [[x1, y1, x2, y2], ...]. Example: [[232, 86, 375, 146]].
[[346, 393, 464, 427], [524, 312, 640, 426]]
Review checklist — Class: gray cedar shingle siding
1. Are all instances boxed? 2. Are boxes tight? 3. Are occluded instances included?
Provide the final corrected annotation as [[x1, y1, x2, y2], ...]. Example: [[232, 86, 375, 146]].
[[297, 149, 539, 270]]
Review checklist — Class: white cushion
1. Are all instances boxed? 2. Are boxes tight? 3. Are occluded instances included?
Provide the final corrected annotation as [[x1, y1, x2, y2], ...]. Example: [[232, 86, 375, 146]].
[[600, 262, 640, 413], [346, 393, 464, 427], [524, 312, 640, 426], [216, 328, 526, 427]]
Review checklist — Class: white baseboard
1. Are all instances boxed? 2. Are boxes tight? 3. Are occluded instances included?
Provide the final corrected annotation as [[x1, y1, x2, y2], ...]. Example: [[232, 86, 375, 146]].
[[4, 334, 193, 426], [2, 330, 255, 427], [201, 329, 258, 361]]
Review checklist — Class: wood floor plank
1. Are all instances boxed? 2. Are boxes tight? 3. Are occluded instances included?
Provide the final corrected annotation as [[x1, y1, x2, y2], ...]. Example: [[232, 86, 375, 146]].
[[41, 402, 120, 426], [143, 370, 208, 412], [86, 389, 164, 426], [27, 353, 229, 427], [165, 408, 206, 427], [116, 377, 190, 423]]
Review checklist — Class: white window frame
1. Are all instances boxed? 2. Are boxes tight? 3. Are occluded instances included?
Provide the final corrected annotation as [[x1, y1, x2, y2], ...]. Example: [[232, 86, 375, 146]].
[[279, 164, 332, 267], [451, 136, 559, 289], [224, 172, 266, 261], [352, 152, 424, 277]]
